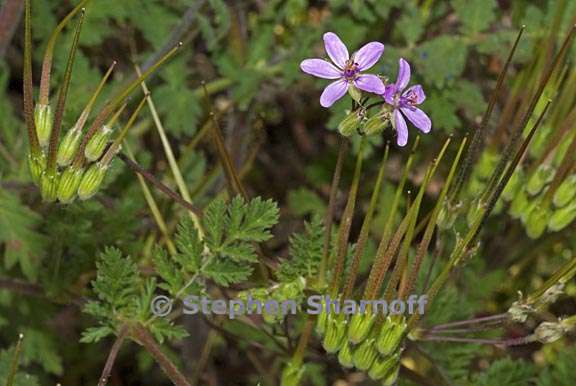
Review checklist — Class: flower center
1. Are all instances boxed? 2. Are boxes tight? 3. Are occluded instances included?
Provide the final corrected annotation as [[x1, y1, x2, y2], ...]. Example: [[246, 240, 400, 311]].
[[343, 60, 359, 80], [402, 89, 418, 106]]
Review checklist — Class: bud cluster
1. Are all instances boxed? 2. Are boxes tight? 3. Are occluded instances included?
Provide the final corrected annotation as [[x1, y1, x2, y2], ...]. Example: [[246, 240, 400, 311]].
[[337, 106, 392, 138], [315, 302, 404, 385]]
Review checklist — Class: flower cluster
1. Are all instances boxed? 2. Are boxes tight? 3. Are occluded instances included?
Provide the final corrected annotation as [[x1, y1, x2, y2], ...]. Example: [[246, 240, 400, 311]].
[[300, 32, 431, 146]]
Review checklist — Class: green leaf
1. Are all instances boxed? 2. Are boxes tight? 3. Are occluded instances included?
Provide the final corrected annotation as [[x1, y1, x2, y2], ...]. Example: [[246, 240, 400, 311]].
[[415, 36, 468, 88], [278, 216, 324, 281], [472, 358, 536, 386], [203, 259, 252, 286], [452, 0, 497, 35], [0, 188, 47, 281]]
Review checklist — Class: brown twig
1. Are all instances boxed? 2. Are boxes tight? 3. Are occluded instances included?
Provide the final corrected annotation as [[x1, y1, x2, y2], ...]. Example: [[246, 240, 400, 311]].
[[0, 0, 24, 58], [131, 324, 192, 386], [98, 325, 130, 386]]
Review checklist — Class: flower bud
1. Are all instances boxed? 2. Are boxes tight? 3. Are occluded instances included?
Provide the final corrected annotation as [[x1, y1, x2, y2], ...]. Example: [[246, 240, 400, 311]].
[[502, 168, 525, 202], [78, 162, 108, 200], [376, 317, 406, 356], [322, 314, 346, 354], [40, 170, 60, 203], [368, 353, 400, 381], [280, 361, 305, 386], [57, 167, 84, 204], [348, 312, 376, 344], [57, 128, 82, 167], [362, 113, 389, 136], [548, 201, 576, 231], [553, 174, 576, 208], [27, 152, 46, 186], [34, 104, 53, 148], [382, 361, 400, 386], [534, 321, 565, 343], [338, 109, 365, 137], [337, 341, 354, 368], [526, 164, 554, 196], [85, 125, 112, 161], [352, 338, 378, 371], [526, 205, 550, 239], [316, 309, 328, 336]]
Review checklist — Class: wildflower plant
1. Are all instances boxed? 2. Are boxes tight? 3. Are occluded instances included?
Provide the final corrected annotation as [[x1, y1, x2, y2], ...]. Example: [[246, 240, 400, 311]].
[[1, 1, 576, 386]]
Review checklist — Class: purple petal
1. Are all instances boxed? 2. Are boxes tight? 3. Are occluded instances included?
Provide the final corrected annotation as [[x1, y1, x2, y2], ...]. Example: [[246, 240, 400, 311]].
[[320, 79, 349, 108], [354, 42, 384, 71], [300, 59, 343, 79], [402, 85, 426, 104], [323, 32, 349, 69], [354, 74, 386, 94], [396, 58, 411, 91], [394, 109, 408, 147], [383, 84, 397, 105], [401, 106, 432, 133]]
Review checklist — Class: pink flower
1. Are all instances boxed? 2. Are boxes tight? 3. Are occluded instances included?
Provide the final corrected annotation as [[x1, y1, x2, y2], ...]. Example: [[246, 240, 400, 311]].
[[300, 32, 386, 108], [383, 58, 432, 147]]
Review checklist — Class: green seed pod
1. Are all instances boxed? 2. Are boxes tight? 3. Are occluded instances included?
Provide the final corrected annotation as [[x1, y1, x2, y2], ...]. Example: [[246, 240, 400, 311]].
[[352, 338, 378, 371], [40, 170, 60, 203], [34, 104, 53, 148], [553, 174, 576, 208], [509, 189, 529, 219], [78, 162, 108, 200], [280, 361, 305, 386], [376, 317, 406, 356], [338, 109, 365, 137], [526, 205, 550, 239], [348, 312, 376, 344], [27, 152, 46, 186], [548, 201, 576, 231], [322, 314, 347, 354], [368, 353, 400, 381], [382, 361, 400, 386], [57, 167, 84, 204], [476, 151, 499, 180], [437, 201, 460, 230], [85, 125, 112, 161], [337, 341, 354, 368], [316, 309, 328, 337], [362, 113, 389, 136], [502, 167, 525, 202], [526, 164, 555, 196], [57, 128, 82, 167]]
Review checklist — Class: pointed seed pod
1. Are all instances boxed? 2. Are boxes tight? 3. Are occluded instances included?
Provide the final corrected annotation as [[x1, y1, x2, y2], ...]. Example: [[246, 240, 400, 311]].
[[368, 353, 400, 381], [526, 164, 555, 196], [376, 317, 406, 356], [553, 174, 576, 208], [27, 152, 46, 186], [34, 104, 53, 148], [280, 361, 305, 386], [40, 170, 60, 202], [85, 125, 112, 161], [78, 162, 108, 200], [352, 338, 378, 371], [57, 128, 82, 167], [548, 201, 576, 231], [337, 341, 354, 368], [57, 166, 84, 203], [348, 313, 376, 344], [338, 109, 365, 137], [382, 360, 400, 386], [322, 314, 347, 353]]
